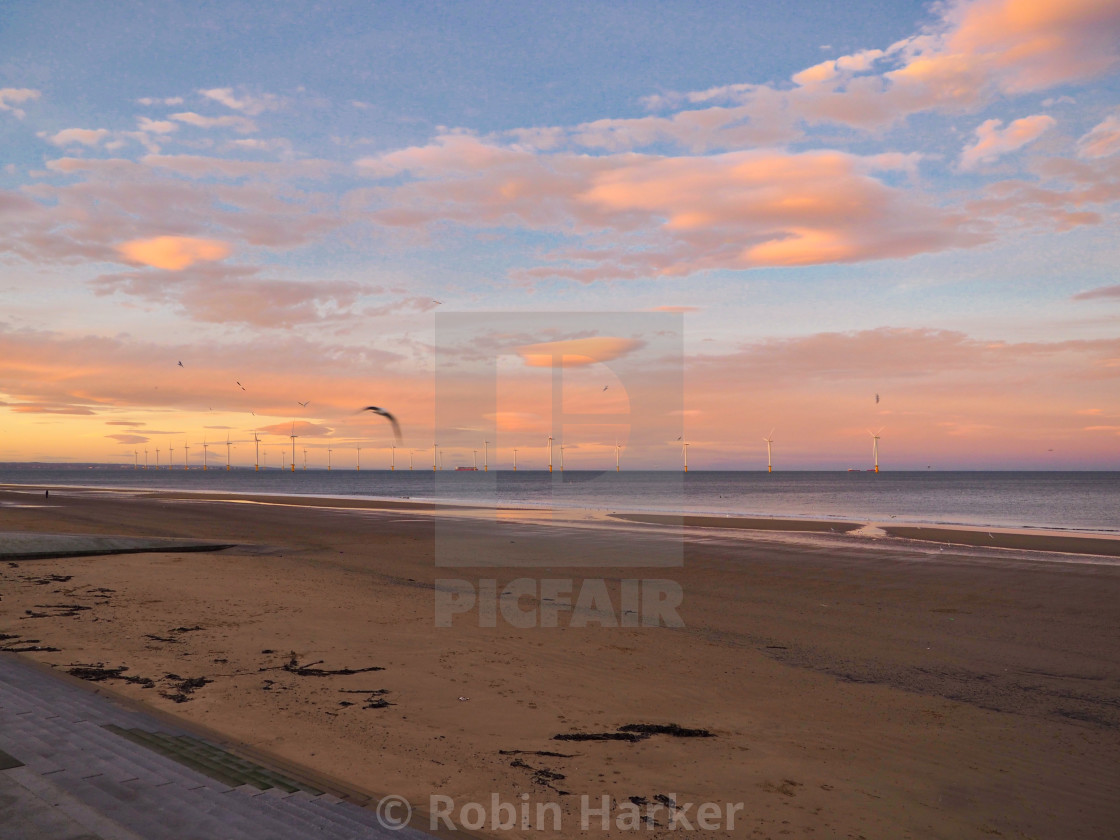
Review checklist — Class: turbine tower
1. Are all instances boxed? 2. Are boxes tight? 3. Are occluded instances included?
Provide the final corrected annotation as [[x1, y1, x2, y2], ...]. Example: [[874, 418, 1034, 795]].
[[547, 435, 553, 473], [290, 424, 298, 472], [391, 445, 396, 471], [133, 451, 138, 470], [225, 434, 232, 471], [483, 440, 489, 472], [432, 443, 437, 471], [356, 443, 361, 471], [202, 438, 209, 471], [615, 442, 621, 472], [328, 448, 332, 471], [168, 445, 174, 470], [560, 443, 565, 472], [303, 448, 308, 470], [682, 441, 689, 473], [869, 429, 882, 473], [184, 441, 190, 470], [764, 430, 774, 474], [253, 434, 260, 472], [144, 449, 148, 470], [155, 449, 160, 470], [513, 448, 518, 471]]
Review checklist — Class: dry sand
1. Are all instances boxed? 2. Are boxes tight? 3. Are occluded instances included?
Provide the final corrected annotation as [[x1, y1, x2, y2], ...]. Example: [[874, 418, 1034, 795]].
[[1, 486, 1119, 838]]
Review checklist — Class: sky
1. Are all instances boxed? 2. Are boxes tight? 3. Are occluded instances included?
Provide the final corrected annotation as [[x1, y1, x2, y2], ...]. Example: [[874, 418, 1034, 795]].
[[1, 0, 1119, 470]]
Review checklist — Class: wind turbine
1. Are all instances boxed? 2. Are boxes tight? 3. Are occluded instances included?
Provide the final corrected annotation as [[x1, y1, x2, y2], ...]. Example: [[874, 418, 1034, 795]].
[[548, 435, 553, 473], [483, 440, 489, 472], [869, 428, 883, 473], [513, 448, 518, 471], [168, 445, 174, 470], [391, 445, 396, 471], [303, 448, 308, 470], [133, 451, 138, 470], [328, 448, 332, 471], [290, 424, 298, 472], [763, 430, 774, 474], [473, 449, 478, 469], [560, 443, 565, 472], [253, 433, 260, 471], [433, 443, 437, 471], [225, 434, 232, 471], [155, 449, 160, 470], [202, 438, 209, 471], [144, 449, 149, 470], [356, 443, 361, 471], [183, 441, 190, 470], [615, 442, 621, 472], [682, 441, 689, 473]]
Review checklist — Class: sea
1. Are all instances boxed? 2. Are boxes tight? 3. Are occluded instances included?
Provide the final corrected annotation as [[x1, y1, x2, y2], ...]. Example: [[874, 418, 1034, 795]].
[[2, 467, 1118, 534]]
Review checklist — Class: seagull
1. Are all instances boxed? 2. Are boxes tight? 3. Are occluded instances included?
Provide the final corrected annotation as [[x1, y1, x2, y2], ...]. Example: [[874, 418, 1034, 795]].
[[875, 393, 879, 404], [177, 361, 184, 368], [602, 385, 609, 391], [361, 406, 402, 442], [432, 299, 442, 305], [236, 381, 246, 390], [298, 401, 309, 407]]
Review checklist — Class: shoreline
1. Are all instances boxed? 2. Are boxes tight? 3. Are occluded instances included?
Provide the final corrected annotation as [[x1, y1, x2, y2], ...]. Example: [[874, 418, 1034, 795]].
[[5, 483, 1120, 559]]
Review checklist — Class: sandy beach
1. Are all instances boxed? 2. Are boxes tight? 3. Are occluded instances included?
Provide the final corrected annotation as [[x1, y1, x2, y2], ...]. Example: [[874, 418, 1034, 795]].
[[2, 485, 1119, 838]]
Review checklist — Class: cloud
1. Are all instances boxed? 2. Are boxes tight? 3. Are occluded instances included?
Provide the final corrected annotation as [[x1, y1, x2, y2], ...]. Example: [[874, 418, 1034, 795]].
[[91, 264, 384, 327], [361, 135, 980, 280], [1073, 284, 1120, 301], [256, 421, 333, 437], [516, 337, 644, 367], [137, 96, 184, 106], [136, 117, 178, 135], [116, 236, 233, 270], [9, 403, 97, 415], [1077, 113, 1120, 158], [43, 128, 112, 147], [171, 112, 257, 133], [200, 88, 281, 115], [960, 115, 1056, 169], [649, 306, 700, 313], [0, 88, 40, 119], [107, 433, 149, 444], [598, 0, 1120, 151]]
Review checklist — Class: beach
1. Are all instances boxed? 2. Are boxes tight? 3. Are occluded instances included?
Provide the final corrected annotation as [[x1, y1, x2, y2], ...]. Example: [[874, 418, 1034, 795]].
[[1, 486, 1119, 838]]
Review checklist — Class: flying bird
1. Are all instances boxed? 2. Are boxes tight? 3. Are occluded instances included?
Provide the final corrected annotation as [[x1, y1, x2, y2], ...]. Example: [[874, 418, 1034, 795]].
[[236, 381, 246, 390], [361, 406, 402, 442], [875, 393, 880, 404], [298, 401, 309, 407], [602, 385, 609, 391], [177, 361, 184, 368]]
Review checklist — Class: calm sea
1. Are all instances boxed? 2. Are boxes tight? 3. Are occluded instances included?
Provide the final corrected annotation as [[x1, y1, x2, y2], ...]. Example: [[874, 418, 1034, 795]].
[[2, 467, 1118, 533]]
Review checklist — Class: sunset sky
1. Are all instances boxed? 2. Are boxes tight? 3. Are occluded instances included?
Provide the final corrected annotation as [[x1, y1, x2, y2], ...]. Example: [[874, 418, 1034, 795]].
[[1, 0, 1119, 470]]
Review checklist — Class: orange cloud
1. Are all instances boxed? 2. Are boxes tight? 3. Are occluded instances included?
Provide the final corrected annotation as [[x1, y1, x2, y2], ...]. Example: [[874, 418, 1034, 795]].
[[516, 337, 643, 367], [116, 236, 232, 270]]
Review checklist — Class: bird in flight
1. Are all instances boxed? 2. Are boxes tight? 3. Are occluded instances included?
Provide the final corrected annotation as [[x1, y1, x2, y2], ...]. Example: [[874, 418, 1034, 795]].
[[875, 393, 880, 404], [361, 406, 402, 442], [177, 361, 184, 368], [602, 385, 609, 391], [298, 401, 309, 407], [236, 381, 246, 390]]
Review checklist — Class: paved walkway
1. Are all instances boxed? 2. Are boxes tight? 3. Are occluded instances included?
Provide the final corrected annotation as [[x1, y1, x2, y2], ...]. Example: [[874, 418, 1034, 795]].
[[0, 654, 431, 839]]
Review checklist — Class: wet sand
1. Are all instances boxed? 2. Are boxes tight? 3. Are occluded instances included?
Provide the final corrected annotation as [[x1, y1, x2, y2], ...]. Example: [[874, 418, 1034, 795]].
[[1, 486, 1119, 838]]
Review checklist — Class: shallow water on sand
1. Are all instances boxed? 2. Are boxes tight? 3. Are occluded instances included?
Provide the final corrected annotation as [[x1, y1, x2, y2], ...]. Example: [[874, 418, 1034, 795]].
[[3, 468, 1118, 532]]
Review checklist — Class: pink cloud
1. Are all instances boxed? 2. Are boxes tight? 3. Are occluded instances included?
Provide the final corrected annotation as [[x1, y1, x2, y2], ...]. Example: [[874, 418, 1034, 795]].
[[959, 115, 1056, 169], [516, 337, 643, 367], [1073, 284, 1120, 301], [1077, 113, 1120, 158], [0, 88, 40, 119], [170, 112, 257, 133], [43, 128, 112, 147]]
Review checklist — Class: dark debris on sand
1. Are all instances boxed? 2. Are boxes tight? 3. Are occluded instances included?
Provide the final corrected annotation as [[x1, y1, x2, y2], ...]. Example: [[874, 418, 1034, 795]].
[[67, 663, 155, 688], [278, 653, 384, 677], [159, 674, 212, 703], [509, 758, 569, 795], [554, 723, 715, 742]]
